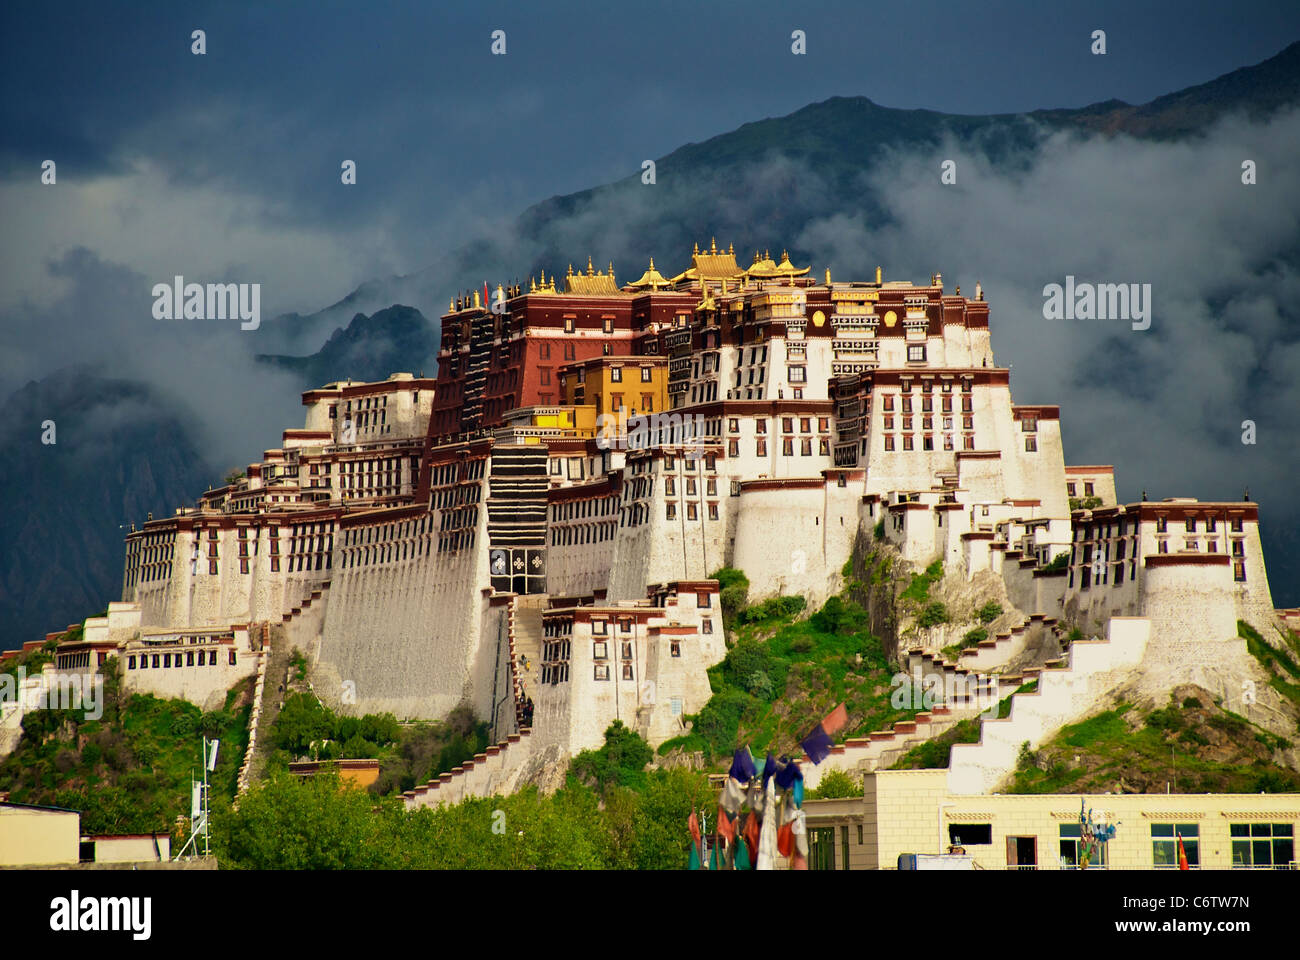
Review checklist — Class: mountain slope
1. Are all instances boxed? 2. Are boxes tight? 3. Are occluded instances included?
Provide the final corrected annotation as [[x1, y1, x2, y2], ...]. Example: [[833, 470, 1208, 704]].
[[0, 368, 215, 644], [256, 304, 438, 389]]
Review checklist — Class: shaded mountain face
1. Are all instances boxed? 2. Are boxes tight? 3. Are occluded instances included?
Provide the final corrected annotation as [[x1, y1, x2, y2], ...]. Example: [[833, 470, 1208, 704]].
[[11, 40, 1300, 640], [256, 304, 438, 389], [0, 369, 214, 645]]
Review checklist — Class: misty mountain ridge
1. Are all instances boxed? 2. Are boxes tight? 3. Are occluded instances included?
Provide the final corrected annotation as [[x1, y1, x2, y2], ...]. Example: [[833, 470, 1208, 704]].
[[7, 41, 1300, 645]]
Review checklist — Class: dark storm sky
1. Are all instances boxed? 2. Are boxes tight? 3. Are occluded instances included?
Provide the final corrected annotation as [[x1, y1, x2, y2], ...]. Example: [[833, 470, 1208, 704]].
[[3, 0, 1298, 323]]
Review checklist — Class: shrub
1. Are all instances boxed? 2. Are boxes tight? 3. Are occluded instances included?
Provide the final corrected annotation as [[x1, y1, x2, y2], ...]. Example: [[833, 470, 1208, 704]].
[[788, 636, 814, 654], [738, 595, 806, 625], [809, 769, 861, 799], [723, 640, 772, 685], [1016, 741, 1037, 771], [977, 601, 1003, 624], [744, 670, 774, 701], [1182, 696, 1201, 709], [1042, 552, 1069, 572], [569, 722, 654, 794], [873, 518, 885, 540], [711, 567, 749, 623], [963, 627, 988, 645], [917, 602, 950, 628], [809, 595, 866, 635], [1145, 707, 1182, 731]]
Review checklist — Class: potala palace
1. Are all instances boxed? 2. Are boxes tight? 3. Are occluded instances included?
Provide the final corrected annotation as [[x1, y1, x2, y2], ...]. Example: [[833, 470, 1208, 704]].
[[10, 241, 1296, 816]]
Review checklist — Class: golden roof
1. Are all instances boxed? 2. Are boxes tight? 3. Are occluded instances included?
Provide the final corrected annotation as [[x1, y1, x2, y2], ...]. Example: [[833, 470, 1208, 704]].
[[627, 257, 669, 290], [564, 257, 626, 296]]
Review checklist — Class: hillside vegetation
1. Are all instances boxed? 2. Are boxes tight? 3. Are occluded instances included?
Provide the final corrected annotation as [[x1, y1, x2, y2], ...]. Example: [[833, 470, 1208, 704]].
[[657, 565, 918, 764], [0, 658, 251, 837], [1007, 686, 1299, 795]]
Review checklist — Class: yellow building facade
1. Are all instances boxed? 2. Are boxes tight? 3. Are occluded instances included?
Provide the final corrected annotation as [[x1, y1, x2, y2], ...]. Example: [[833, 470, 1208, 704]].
[[802, 769, 1300, 870], [558, 356, 667, 418]]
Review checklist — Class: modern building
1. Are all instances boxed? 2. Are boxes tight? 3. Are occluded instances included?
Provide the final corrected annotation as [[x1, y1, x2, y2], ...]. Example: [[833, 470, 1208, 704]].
[[802, 769, 1300, 870]]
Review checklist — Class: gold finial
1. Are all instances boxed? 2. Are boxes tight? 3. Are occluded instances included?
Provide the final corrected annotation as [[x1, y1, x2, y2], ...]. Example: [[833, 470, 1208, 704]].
[[587, 255, 594, 276], [728, 242, 734, 255], [875, 265, 882, 284], [764, 249, 770, 260], [955, 285, 961, 296], [530, 276, 537, 292], [540, 268, 546, 284], [693, 241, 699, 255], [975, 281, 983, 300], [567, 263, 574, 278], [473, 289, 481, 308], [608, 261, 614, 277], [753, 250, 761, 264], [649, 256, 655, 269], [710, 237, 717, 254], [449, 298, 455, 312], [825, 267, 832, 285]]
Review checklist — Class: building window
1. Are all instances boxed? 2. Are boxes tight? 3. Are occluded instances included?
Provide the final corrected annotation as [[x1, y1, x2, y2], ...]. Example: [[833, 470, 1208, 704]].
[[1152, 824, 1200, 868], [1231, 823, 1294, 868], [642, 367, 653, 382], [789, 366, 806, 383], [666, 502, 677, 520], [801, 438, 812, 456], [702, 619, 713, 634], [187, 651, 195, 666], [782, 438, 794, 456], [1067, 482, 1077, 496], [610, 367, 622, 382], [1234, 559, 1247, 582], [728, 439, 739, 457], [620, 618, 632, 633], [1021, 417, 1037, 432], [1025, 436, 1038, 452], [708, 503, 719, 520], [593, 642, 607, 660], [687, 503, 698, 520], [593, 619, 607, 635], [622, 663, 634, 681], [907, 344, 926, 362], [1059, 824, 1107, 869], [670, 642, 681, 657], [594, 664, 610, 681], [756, 438, 767, 456], [902, 435, 914, 451], [840, 825, 850, 870], [128, 655, 136, 670], [564, 318, 574, 333], [884, 435, 895, 451]]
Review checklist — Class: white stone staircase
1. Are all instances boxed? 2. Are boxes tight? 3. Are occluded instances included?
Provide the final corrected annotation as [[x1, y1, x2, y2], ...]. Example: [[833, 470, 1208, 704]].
[[507, 597, 545, 727], [946, 617, 1150, 794]]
